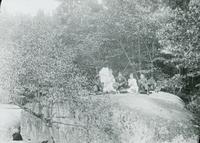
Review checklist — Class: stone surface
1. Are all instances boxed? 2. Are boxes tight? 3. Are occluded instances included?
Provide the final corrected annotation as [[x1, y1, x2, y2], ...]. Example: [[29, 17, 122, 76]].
[[109, 92, 197, 143], [1, 92, 198, 143]]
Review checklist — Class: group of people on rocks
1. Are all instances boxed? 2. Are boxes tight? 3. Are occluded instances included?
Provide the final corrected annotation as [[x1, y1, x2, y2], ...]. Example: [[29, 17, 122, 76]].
[[94, 67, 157, 94]]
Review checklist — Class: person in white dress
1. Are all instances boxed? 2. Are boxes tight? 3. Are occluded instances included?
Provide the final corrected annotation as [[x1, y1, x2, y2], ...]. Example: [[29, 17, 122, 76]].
[[127, 73, 138, 93], [99, 67, 116, 93]]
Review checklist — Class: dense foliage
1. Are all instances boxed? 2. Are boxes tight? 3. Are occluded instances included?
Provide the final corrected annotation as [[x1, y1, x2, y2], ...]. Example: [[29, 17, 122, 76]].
[[157, 0, 200, 133]]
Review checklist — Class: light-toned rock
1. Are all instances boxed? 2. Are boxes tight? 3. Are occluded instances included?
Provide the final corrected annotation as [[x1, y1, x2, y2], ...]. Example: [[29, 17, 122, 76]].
[[109, 92, 197, 143], [2, 92, 196, 143]]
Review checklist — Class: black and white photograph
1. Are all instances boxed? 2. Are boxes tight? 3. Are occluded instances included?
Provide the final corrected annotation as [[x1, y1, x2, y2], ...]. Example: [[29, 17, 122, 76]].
[[0, 0, 200, 142]]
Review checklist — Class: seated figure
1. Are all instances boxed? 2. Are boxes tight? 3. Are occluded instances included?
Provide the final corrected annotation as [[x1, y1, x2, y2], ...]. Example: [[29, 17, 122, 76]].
[[93, 73, 103, 93], [116, 72, 127, 91], [148, 77, 157, 91], [99, 67, 116, 93], [138, 74, 149, 94], [127, 73, 138, 93], [12, 127, 23, 141]]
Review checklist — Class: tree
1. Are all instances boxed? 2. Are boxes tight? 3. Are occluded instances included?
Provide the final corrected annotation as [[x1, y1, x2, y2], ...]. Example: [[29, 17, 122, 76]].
[[55, 0, 169, 85], [157, 1, 200, 94], [0, 10, 119, 142], [157, 0, 200, 133]]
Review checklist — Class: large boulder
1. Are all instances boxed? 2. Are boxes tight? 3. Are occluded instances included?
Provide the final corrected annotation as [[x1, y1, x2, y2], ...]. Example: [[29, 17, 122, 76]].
[[20, 92, 198, 143], [109, 92, 198, 143]]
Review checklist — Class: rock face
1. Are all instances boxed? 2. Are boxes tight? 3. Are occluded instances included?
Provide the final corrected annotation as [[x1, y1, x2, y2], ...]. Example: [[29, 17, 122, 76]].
[[109, 92, 197, 143], [110, 92, 188, 121], [19, 92, 198, 143]]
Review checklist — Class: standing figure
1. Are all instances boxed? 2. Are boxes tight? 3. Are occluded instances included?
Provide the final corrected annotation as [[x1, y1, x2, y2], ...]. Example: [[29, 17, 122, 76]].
[[139, 74, 149, 94], [127, 73, 138, 93], [116, 72, 127, 91], [99, 67, 116, 93]]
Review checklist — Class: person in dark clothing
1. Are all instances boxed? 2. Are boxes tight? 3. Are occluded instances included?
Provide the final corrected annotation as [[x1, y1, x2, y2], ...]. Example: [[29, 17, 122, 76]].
[[12, 132, 23, 141], [148, 77, 157, 92], [12, 126, 23, 141], [138, 74, 149, 94], [116, 72, 127, 91], [93, 73, 103, 94]]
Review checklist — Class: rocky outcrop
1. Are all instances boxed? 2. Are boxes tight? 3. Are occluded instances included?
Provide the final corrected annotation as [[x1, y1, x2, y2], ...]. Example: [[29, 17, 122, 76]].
[[20, 92, 198, 143], [110, 92, 197, 143]]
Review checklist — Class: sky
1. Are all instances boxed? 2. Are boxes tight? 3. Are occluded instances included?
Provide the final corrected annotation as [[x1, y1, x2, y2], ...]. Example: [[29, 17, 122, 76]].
[[1, 0, 60, 16]]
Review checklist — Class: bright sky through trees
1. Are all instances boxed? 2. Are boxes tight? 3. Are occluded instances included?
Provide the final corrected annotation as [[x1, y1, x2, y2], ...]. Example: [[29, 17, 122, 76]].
[[1, 0, 59, 16]]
